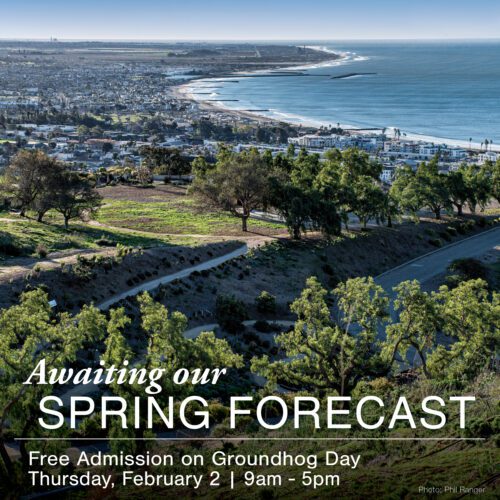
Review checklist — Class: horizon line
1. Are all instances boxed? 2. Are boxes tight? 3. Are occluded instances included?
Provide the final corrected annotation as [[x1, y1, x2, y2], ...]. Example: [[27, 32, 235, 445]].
[[1, 37, 500, 43]]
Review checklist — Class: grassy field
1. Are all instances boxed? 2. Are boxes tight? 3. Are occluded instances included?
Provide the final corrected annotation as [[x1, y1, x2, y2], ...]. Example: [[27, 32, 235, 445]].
[[0, 184, 282, 261], [95, 184, 285, 236], [0, 216, 200, 262], [96, 198, 282, 235]]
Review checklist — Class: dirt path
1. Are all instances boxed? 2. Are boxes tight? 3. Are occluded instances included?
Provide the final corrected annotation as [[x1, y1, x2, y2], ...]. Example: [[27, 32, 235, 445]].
[[88, 219, 284, 248], [97, 244, 250, 310]]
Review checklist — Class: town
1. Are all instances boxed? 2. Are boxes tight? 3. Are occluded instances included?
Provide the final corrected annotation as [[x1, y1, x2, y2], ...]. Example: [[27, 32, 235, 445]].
[[1, 41, 497, 184]]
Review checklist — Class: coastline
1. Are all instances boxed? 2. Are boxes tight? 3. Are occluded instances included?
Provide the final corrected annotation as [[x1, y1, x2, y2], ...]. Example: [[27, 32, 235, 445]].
[[172, 45, 344, 128], [173, 47, 500, 152]]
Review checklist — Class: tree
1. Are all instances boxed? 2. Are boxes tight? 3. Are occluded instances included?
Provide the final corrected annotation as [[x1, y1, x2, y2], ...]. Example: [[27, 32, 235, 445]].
[[139, 292, 243, 374], [269, 172, 341, 240], [251, 277, 389, 397], [390, 166, 422, 220], [53, 172, 102, 229], [315, 148, 383, 229], [135, 164, 153, 185], [290, 149, 322, 189], [191, 156, 211, 177], [350, 176, 385, 228], [32, 160, 66, 222], [379, 190, 399, 228], [103, 293, 243, 452], [447, 167, 469, 215], [76, 124, 89, 138], [427, 280, 499, 382], [0, 290, 108, 477], [314, 157, 352, 230], [464, 162, 494, 212], [1, 150, 58, 217], [273, 152, 294, 174], [384, 281, 441, 377], [490, 159, 500, 203], [140, 146, 191, 177], [338, 148, 382, 181], [215, 295, 248, 334], [416, 157, 451, 219], [385, 279, 498, 382], [268, 179, 315, 239], [192, 149, 270, 232]]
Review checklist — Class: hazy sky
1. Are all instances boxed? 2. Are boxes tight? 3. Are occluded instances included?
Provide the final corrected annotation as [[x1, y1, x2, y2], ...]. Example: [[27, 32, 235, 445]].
[[1, 0, 499, 41]]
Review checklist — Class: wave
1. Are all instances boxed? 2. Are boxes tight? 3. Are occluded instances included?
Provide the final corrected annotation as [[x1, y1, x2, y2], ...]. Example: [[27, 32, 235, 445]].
[[305, 45, 342, 55]]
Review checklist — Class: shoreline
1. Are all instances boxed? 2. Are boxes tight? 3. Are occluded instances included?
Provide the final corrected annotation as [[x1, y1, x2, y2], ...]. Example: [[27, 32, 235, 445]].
[[173, 47, 500, 152], [173, 45, 344, 128]]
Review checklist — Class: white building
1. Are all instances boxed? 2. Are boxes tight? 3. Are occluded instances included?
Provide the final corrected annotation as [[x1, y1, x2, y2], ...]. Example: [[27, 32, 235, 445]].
[[477, 151, 498, 165]]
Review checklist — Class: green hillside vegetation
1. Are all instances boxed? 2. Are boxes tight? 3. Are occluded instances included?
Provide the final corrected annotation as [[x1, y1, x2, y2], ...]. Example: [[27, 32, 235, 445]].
[[96, 197, 282, 235], [0, 218, 180, 261]]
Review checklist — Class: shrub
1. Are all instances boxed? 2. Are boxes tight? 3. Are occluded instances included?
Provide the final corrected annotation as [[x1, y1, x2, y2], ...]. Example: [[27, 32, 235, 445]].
[[53, 235, 82, 250], [458, 219, 476, 233], [215, 295, 248, 334], [476, 217, 487, 227], [0, 233, 25, 256], [255, 291, 276, 314], [446, 226, 458, 237], [352, 377, 394, 398], [96, 235, 117, 247], [321, 263, 335, 276], [444, 274, 463, 289], [254, 320, 273, 333], [71, 255, 95, 282], [117, 244, 133, 259], [208, 403, 230, 423], [36, 243, 48, 258], [428, 238, 442, 247], [447, 258, 489, 283]]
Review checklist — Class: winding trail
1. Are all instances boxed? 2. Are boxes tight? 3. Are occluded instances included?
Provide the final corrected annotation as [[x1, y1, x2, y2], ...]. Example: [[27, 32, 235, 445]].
[[96, 224, 499, 313], [97, 244, 249, 310]]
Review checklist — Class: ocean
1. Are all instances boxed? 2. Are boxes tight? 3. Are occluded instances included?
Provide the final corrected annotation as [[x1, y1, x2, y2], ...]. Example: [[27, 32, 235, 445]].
[[184, 40, 500, 150]]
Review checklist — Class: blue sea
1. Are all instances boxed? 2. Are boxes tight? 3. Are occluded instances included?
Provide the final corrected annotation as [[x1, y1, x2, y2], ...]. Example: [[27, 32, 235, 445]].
[[185, 40, 500, 149]]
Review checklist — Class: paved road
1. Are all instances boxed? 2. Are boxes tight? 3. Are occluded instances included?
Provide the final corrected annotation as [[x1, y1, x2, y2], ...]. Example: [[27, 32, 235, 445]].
[[375, 226, 500, 296]]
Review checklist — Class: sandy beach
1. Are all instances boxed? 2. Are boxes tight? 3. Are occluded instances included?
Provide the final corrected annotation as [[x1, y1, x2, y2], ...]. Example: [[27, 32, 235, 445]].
[[172, 46, 344, 128], [173, 46, 500, 152]]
